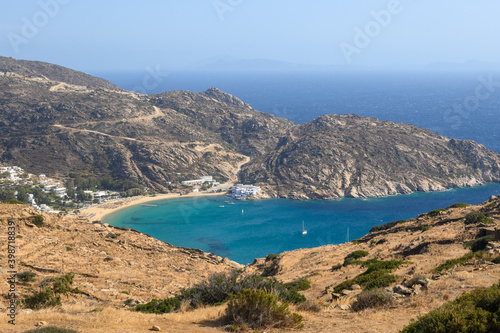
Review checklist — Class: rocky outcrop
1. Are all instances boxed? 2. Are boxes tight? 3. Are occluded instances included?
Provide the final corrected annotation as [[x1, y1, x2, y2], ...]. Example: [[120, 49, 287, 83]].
[[240, 114, 500, 199]]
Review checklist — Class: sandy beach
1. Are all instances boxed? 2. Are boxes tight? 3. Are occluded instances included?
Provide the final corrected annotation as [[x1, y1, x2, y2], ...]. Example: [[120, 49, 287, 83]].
[[78, 191, 226, 221]]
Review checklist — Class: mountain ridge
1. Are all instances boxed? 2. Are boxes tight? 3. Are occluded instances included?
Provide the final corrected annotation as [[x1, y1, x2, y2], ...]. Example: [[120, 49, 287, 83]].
[[1, 57, 499, 198]]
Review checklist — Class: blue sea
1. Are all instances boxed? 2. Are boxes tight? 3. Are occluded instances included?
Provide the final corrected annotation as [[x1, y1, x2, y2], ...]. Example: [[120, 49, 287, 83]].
[[99, 70, 500, 264]]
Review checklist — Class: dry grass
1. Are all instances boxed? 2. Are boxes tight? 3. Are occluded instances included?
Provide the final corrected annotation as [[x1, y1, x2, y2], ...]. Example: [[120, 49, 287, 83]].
[[0, 305, 226, 333]]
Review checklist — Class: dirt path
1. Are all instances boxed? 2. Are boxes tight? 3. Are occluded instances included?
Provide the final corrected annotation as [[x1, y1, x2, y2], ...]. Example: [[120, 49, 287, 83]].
[[52, 124, 150, 143]]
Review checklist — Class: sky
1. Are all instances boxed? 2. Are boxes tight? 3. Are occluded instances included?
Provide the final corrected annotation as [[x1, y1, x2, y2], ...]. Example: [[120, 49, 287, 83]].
[[1, 0, 499, 72]]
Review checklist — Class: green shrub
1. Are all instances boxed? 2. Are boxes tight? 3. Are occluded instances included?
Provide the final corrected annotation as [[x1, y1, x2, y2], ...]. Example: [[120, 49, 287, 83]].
[[427, 208, 447, 217], [465, 212, 494, 225], [23, 288, 61, 310], [134, 297, 182, 314], [31, 215, 44, 227], [16, 271, 36, 283], [22, 273, 79, 309], [52, 273, 78, 296], [137, 271, 307, 314], [465, 235, 495, 252], [352, 288, 393, 312], [401, 281, 500, 332], [370, 220, 408, 233], [361, 259, 407, 275], [284, 278, 311, 292], [23, 327, 79, 333], [492, 257, 500, 264], [225, 289, 303, 329], [343, 250, 369, 266], [331, 264, 342, 271], [434, 252, 486, 272], [334, 270, 397, 293], [333, 258, 404, 293], [266, 254, 279, 261], [2, 199, 25, 205], [446, 202, 471, 209]]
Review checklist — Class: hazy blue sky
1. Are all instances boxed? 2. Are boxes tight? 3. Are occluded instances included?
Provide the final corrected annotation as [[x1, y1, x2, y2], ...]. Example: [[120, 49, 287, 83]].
[[1, 0, 499, 72]]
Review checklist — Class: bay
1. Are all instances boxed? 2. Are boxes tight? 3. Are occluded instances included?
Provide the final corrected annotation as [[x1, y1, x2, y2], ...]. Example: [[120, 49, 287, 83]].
[[104, 183, 500, 264]]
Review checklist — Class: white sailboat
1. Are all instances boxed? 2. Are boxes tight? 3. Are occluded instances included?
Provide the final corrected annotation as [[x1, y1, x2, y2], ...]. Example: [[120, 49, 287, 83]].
[[302, 220, 307, 235]]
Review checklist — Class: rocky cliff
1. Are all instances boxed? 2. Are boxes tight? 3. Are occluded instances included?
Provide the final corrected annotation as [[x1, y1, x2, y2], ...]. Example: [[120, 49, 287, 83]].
[[240, 114, 500, 199]]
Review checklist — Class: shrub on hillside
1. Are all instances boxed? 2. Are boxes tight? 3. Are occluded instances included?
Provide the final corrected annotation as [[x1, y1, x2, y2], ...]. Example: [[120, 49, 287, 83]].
[[401, 281, 500, 332], [134, 297, 182, 314], [331, 264, 342, 271], [333, 259, 405, 293], [427, 208, 447, 217], [434, 252, 486, 272], [23, 288, 61, 310], [465, 212, 494, 225], [352, 288, 393, 312], [22, 273, 79, 309], [446, 202, 471, 209], [136, 271, 307, 314], [17, 271, 36, 283], [465, 235, 495, 252], [369, 220, 408, 233], [333, 270, 398, 293], [225, 289, 303, 329], [2, 199, 25, 204], [343, 250, 369, 266], [31, 215, 44, 227]]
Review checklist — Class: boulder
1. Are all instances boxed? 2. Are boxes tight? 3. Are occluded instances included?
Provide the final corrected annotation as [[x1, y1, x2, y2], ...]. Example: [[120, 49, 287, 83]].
[[393, 285, 412, 296]]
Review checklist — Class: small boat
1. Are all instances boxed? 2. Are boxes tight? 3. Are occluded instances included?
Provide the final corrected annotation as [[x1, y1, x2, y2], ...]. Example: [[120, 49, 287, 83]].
[[302, 220, 307, 235], [141, 204, 157, 207], [219, 205, 225, 208]]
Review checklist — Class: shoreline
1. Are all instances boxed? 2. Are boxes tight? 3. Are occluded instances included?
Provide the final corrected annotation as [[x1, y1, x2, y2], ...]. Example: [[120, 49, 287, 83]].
[[78, 182, 500, 223], [78, 191, 226, 221]]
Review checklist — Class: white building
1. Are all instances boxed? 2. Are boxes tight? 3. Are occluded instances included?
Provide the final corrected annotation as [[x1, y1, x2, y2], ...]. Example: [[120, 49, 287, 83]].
[[229, 184, 262, 200], [181, 176, 215, 185]]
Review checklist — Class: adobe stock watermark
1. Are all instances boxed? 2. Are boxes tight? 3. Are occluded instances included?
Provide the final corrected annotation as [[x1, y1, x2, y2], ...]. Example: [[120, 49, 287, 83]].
[[132, 65, 169, 95], [213, 0, 243, 21], [7, 0, 71, 54], [6, 219, 18, 325], [443, 74, 500, 130], [339, 0, 403, 64]]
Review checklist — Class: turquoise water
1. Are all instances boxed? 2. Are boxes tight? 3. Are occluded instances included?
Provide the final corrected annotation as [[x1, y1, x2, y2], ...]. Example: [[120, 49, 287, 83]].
[[104, 184, 500, 264]]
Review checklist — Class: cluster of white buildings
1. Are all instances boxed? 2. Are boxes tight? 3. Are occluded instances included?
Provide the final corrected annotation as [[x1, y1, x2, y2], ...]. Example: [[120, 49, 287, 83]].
[[181, 176, 220, 187], [0, 166, 24, 182], [27, 193, 54, 212], [83, 190, 120, 202], [229, 184, 262, 200], [39, 175, 67, 198]]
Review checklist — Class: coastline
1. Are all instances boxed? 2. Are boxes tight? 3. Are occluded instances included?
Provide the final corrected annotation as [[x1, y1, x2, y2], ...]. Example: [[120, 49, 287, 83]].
[[78, 191, 226, 222]]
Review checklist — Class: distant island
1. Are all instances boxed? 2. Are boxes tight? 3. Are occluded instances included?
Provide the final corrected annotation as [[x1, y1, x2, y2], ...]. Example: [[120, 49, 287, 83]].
[[1, 55, 500, 202]]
